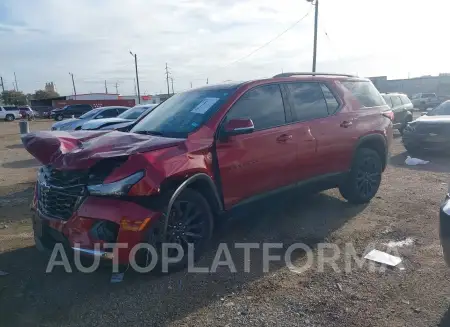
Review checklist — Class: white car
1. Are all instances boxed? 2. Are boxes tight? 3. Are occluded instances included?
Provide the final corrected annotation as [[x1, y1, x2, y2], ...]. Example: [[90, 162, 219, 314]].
[[0, 106, 21, 121]]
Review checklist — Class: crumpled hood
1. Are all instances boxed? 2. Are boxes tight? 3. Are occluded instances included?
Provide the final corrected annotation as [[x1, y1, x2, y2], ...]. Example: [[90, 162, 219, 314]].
[[82, 117, 133, 130], [21, 130, 186, 170]]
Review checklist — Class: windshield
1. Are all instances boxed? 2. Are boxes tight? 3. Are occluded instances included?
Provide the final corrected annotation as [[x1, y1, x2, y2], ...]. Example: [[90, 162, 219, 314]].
[[118, 106, 152, 120], [131, 88, 237, 137], [79, 109, 100, 119], [382, 95, 392, 108], [428, 101, 450, 116]]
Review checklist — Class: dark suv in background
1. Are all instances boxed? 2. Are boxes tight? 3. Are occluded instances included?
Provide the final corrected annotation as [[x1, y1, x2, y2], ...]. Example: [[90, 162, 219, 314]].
[[51, 104, 93, 121], [381, 93, 413, 134], [24, 72, 393, 271]]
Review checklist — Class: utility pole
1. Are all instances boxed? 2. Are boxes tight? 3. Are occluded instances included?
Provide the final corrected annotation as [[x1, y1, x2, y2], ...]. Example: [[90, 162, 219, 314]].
[[69, 72, 77, 99], [115, 82, 119, 94], [190, 81, 193, 89], [0, 76, 4, 92], [14, 72, 18, 91], [129, 51, 141, 104], [170, 77, 174, 94], [104, 80, 108, 93], [165, 63, 170, 96], [206, 78, 209, 85], [134, 78, 137, 96], [307, 0, 319, 72]]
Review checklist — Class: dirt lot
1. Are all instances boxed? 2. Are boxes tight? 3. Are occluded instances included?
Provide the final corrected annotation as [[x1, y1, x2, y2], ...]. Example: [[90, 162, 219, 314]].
[[1, 119, 450, 327]]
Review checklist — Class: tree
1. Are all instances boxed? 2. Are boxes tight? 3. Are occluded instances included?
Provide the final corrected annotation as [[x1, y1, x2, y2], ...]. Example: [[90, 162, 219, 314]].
[[1, 90, 27, 105], [33, 89, 59, 100]]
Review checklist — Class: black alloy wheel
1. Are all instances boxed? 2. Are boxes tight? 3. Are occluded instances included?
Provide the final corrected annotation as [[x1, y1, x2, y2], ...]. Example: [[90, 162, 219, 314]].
[[339, 148, 382, 204]]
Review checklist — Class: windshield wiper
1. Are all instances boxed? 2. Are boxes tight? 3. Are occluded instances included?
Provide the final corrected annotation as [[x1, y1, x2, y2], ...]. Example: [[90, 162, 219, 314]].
[[134, 130, 164, 136]]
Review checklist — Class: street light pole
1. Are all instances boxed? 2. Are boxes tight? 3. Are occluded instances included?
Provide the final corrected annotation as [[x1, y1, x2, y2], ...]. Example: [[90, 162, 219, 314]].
[[130, 51, 141, 104], [69, 72, 76, 99], [311, 0, 319, 72]]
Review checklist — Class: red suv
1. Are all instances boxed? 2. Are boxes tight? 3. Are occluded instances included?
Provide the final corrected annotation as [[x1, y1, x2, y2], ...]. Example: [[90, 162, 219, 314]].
[[23, 73, 393, 271]]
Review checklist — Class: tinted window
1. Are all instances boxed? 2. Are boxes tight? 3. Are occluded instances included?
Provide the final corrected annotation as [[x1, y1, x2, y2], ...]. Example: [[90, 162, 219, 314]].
[[117, 107, 128, 114], [428, 101, 450, 115], [286, 83, 328, 121], [98, 109, 118, 118], [79, 109, 101, 119], [4, 106, 17, 111], [132, 87, 237, 137], [400, 95, 411, 105], [320, 84, 339, 114], [342, 81, 386, 108], [391, 96, 402, 107], [422, 93, 436, 98], [226, 84, 286, 130], [382, 95, 393, 108]]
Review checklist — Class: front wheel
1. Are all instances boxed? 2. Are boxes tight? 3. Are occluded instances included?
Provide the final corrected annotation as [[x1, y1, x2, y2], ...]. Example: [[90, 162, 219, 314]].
[[142, 188, 214, 273], [339, 148, 382, 204], [5, 114, 14, 122], [55, 114, 63, 121]]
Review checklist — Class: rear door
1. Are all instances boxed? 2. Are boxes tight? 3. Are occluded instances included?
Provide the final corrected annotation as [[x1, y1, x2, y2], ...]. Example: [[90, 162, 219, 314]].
[[96, 108, 119, 119], [216, 84, 299, 208], [390, 95, 406, 125]]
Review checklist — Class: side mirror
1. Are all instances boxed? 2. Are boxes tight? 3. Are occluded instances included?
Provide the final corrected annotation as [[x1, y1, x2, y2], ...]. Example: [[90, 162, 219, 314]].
[[220, 118, 254, 140]]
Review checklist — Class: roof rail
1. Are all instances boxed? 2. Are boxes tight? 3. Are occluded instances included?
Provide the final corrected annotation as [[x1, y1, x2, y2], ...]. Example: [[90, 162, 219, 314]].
[[273, 72, 358, 78]]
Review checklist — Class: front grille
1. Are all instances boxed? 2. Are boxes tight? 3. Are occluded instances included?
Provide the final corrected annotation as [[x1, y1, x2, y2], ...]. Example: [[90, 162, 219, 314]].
[[37, 167, 88, 220]]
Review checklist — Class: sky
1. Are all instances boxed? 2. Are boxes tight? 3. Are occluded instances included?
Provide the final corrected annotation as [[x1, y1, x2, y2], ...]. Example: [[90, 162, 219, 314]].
[[1, 0, 448, 96]]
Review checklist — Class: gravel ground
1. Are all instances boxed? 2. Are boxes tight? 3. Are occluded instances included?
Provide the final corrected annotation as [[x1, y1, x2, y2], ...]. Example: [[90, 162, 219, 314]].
[[0, 119, 449, 327]]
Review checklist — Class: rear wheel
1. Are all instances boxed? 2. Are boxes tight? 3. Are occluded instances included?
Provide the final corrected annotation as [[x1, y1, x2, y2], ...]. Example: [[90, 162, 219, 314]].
[[55, 114, 63, 121], [339, 148, 382, 204], [5, 114, 14, 122], [141, 188, 214, 273]]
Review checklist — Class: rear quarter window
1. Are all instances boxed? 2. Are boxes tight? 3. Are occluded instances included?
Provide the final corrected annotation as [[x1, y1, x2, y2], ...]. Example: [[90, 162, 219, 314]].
[[400, 95, 411, 105], [341, 81, 386, 108]]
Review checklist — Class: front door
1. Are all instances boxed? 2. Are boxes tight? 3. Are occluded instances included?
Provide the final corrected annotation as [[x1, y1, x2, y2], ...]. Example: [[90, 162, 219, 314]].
[[216, 84, 297, 209]]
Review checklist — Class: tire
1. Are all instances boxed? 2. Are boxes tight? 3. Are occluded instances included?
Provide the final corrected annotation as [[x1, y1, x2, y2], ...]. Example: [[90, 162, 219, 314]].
[[5, 114, 14, 122], [55, 114, 63, 121], [140, 188, 214, 274], [339, 148, 382, 204]]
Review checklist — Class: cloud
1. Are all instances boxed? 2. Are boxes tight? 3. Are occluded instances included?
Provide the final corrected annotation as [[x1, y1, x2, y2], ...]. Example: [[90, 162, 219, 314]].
[[1, 0, 449, 95]]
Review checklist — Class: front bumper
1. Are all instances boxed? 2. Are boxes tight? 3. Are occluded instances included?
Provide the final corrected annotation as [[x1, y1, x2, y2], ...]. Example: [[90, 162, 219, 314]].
[[440, 196, 450, 266], [32, 195, 163, 265], [402, 129, 450, 152]]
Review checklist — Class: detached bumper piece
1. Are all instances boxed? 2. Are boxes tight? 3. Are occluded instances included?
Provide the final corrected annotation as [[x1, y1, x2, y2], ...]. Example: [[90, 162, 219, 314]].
[[440, 196, 450, 266]]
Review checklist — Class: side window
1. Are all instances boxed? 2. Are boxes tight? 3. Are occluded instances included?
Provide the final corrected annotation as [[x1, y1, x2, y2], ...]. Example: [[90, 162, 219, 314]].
[[117, 108, 128, 114], [400, 95, 411, 105], [226, 84, 286, 130], [391, 96, 402, 107], [100, 109, 118, 118], [341, 81, 386, 108], [320, 84, 339, 114], [286, 82, 328, 121], [382, 95, 393, 108], [4, 106, 17, 111]]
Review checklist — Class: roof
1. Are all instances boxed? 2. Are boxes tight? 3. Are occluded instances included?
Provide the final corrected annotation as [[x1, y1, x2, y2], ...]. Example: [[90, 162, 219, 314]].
[[189, 82, 244, 92]]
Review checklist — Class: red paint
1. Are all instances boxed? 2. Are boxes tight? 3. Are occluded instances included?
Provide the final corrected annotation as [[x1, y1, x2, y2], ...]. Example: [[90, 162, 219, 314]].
[[25, 74, 393, 265]]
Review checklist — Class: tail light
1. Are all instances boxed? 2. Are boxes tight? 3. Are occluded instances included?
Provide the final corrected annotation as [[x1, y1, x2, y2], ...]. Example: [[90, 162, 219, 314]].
[[382, 110, 394, 121]]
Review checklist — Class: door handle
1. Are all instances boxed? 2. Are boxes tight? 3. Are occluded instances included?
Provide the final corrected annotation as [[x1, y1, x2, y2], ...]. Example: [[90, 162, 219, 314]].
[[276, 134, 293, 143], [340, 121, 352, 128]]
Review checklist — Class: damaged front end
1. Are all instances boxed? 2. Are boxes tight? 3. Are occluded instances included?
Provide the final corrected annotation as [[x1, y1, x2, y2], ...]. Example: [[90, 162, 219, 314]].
[[25, 130, 187, 266]]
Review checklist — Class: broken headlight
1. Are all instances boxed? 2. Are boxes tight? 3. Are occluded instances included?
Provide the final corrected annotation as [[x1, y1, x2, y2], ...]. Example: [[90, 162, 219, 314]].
[[87, 171, 144, 196]]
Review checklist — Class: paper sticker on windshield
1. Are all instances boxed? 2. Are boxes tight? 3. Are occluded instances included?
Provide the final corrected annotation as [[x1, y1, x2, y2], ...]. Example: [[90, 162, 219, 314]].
[[191, 98, 220, 114]]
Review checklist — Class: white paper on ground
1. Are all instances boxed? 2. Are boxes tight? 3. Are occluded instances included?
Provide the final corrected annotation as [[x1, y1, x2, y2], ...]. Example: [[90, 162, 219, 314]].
[[405, 156, 429, 165], [364, 249, 402, 267]]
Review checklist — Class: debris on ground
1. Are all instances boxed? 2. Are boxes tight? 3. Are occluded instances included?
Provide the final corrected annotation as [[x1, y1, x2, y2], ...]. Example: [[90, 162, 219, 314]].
[[384, 238, 415, 248], [336, 283, 343, 292], [0, 224, 8, 229], [110, 273, 124, 283], [405, 156, 430, 166], [0, 270, 9, 276], [364, 249, 402, 267]]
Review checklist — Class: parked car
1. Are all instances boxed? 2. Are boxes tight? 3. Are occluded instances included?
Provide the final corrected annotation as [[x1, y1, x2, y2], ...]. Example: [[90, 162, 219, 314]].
[[18, 106, 35, 120], [81, 104, 157, 131], [0, 106, 21, 121], [402, 100, 450, 154], [51, 104, 94, 121], [440, 185, 450, 266], [23, 73, 393, 272], [51, 106, 129, 131], [411, 93, 441, 110], [381, 93, 413, 134]]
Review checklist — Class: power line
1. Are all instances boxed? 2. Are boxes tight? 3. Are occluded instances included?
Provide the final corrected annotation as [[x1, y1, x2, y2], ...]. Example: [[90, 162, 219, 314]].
[[185, 9, 312, 81]]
